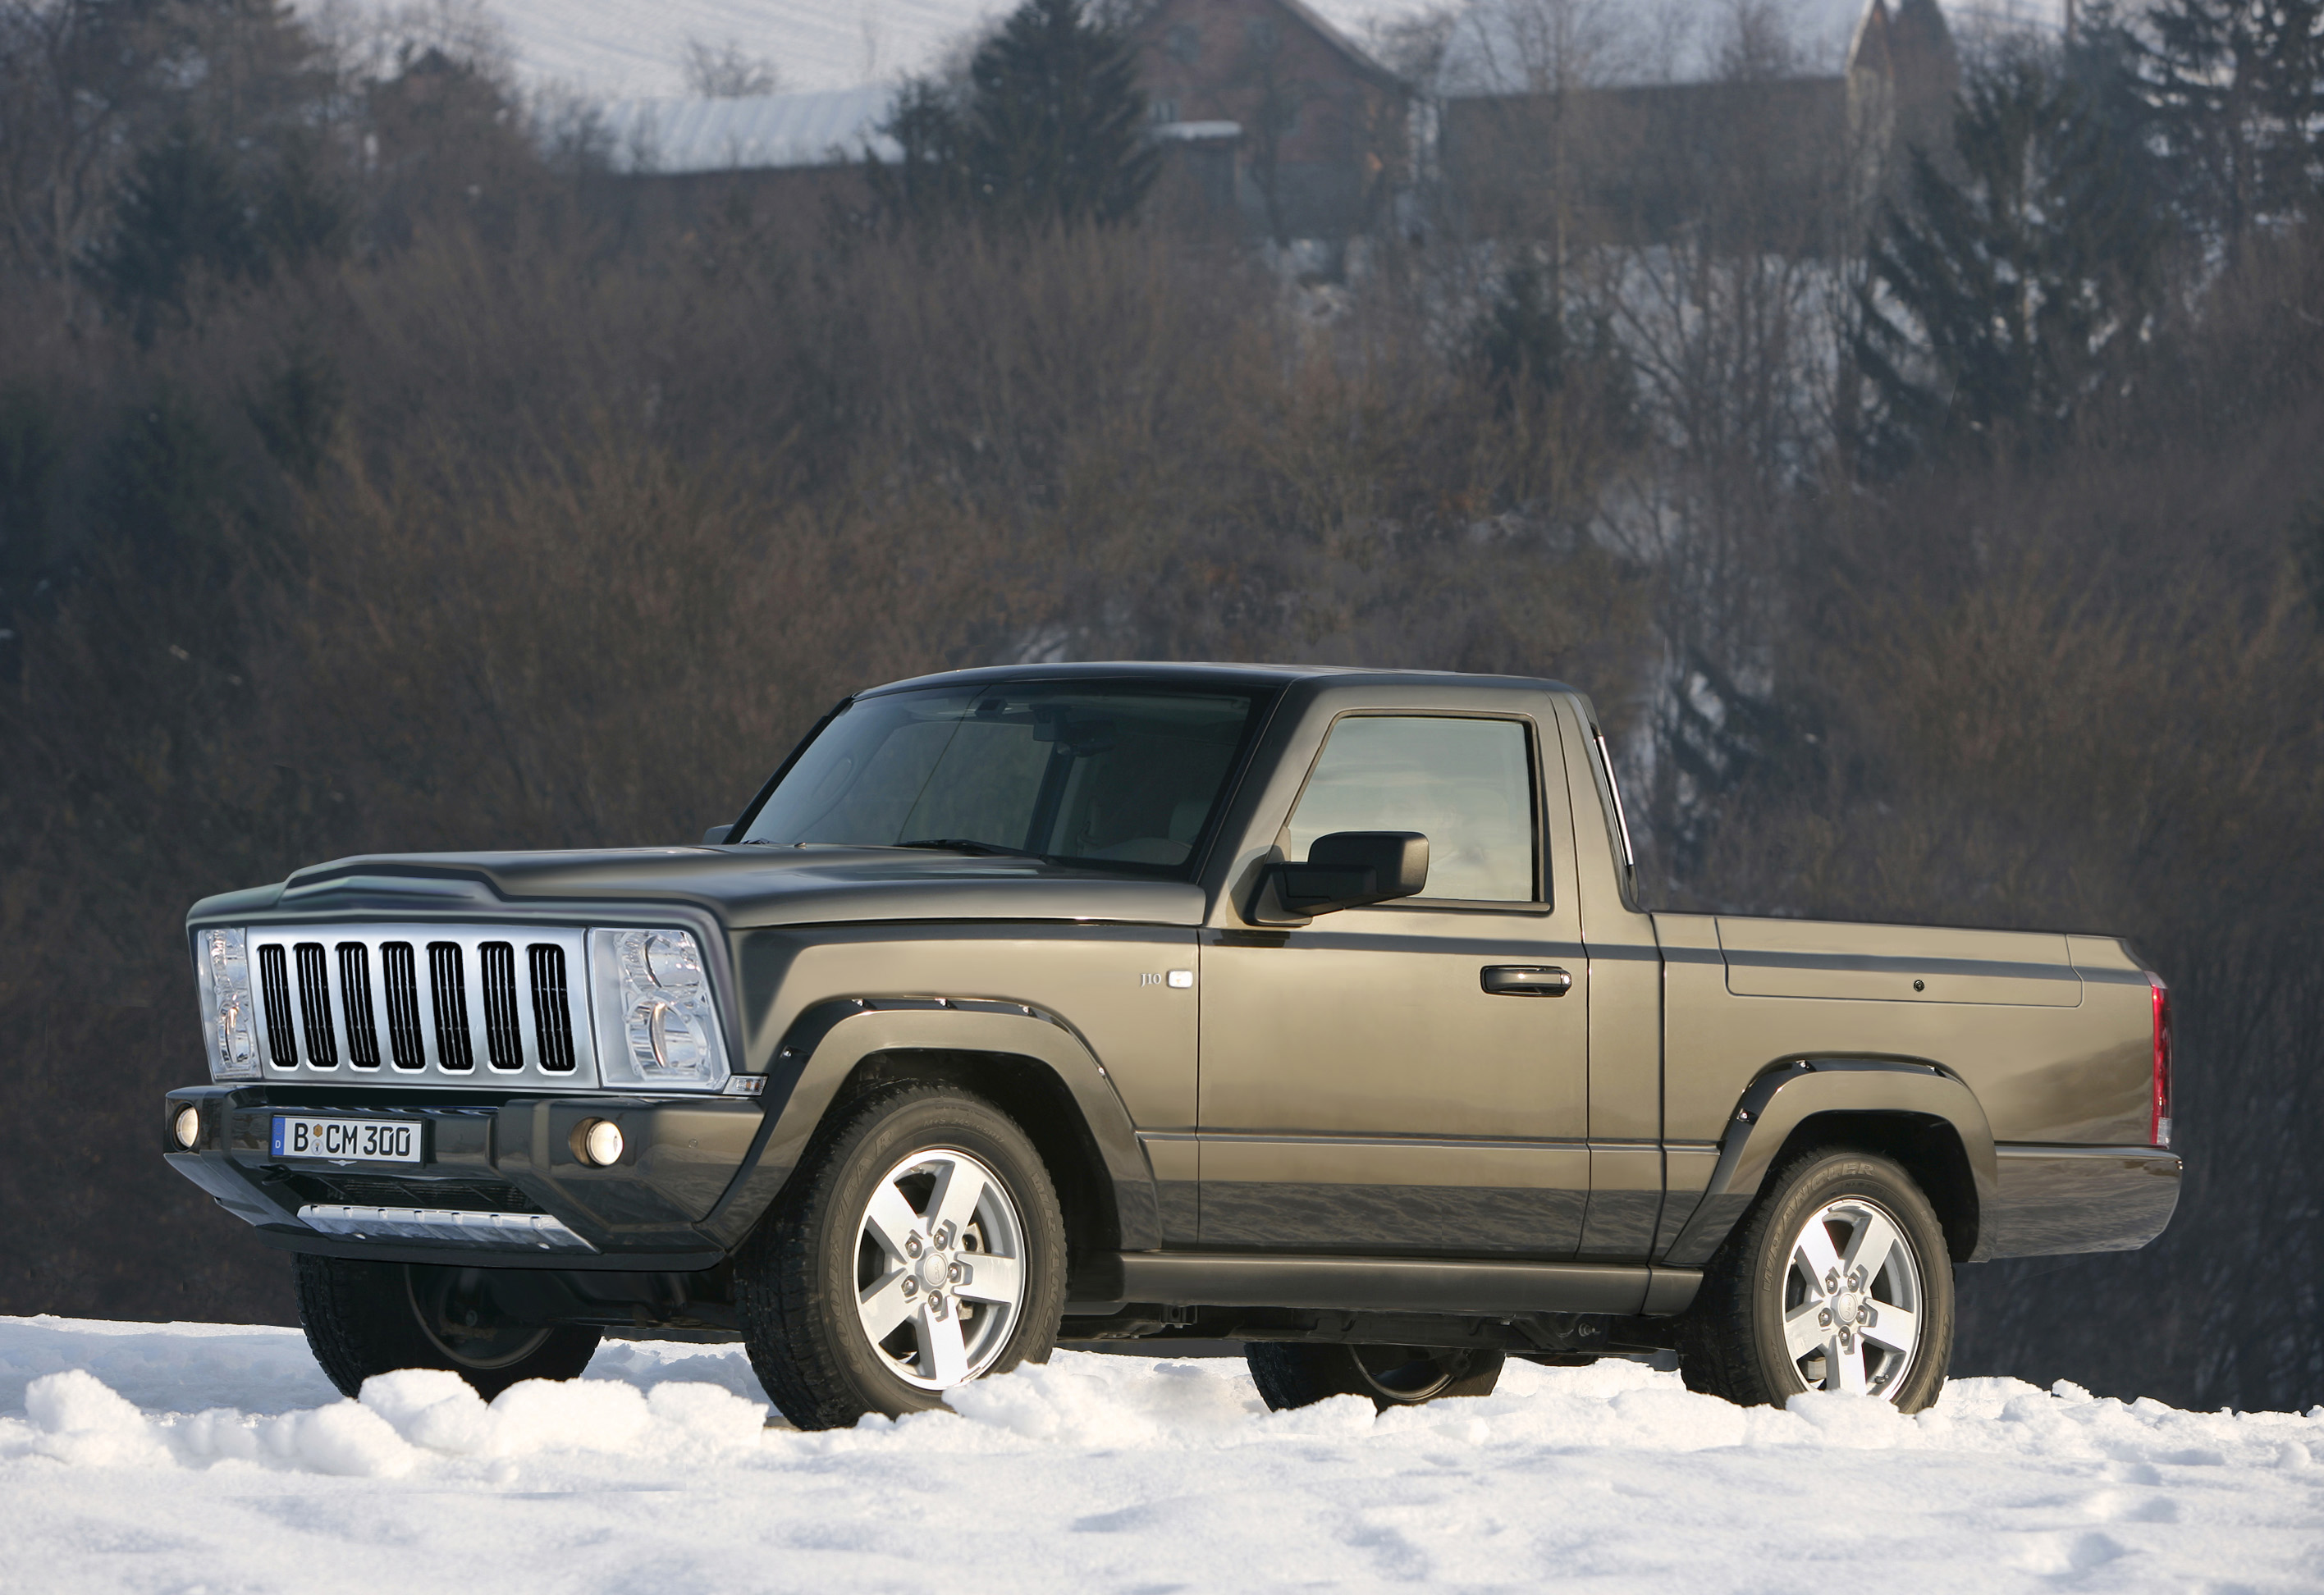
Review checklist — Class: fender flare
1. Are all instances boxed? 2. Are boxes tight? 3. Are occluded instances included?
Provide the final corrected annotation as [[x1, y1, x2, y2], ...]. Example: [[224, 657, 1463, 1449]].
[[1660, 1059, 1998, 1268], [698, 997, 1161, 1252]]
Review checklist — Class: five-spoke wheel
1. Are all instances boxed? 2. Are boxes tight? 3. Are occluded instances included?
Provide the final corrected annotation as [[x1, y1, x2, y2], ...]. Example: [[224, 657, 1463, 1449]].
[[1777, 1196, 1924, 1398], [1247, 1341, 1505, 1411], [737, 1082, 1067, 1430], [1679, 1146, 1955, 1413], [853, 1148, 1029, 1389]]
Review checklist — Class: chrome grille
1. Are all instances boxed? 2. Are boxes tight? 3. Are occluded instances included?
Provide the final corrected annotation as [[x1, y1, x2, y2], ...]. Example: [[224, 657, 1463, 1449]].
[[336, 943, 381, 1067], [529, 944, 576, 1072], [294, 944, 338, 1067], [382, 942, 424, 1068], [428, 942, 473, 1071], [257, 944, 297, 1065], [479, 942, 523, 1070], [248, 924, 598, 1090]]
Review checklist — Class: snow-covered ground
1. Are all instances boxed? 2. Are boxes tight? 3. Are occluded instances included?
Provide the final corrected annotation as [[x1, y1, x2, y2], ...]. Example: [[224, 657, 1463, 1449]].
[[3, 1315, 2321, 1593]]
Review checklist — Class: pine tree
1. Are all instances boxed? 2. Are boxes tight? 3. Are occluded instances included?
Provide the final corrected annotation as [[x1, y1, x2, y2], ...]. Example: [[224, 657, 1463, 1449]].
[[2124, 0, 2324, 246], [85, 123, 261, 344], [874, 0, 1158, 230], [1851, 54, 2167, 470]]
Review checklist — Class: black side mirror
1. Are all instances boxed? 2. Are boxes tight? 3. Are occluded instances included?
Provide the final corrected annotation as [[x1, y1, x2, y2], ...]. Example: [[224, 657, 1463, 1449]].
[[701, 825, 734, 845], [1264, 831, 1429, 919]]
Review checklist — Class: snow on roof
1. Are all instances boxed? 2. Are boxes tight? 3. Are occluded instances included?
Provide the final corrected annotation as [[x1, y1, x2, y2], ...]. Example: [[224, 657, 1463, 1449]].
[[1439, 0, 1925, 99], [597, 84, 900, 174], [318, 0, 1412, 98], [1152, 119, 1243, 140]]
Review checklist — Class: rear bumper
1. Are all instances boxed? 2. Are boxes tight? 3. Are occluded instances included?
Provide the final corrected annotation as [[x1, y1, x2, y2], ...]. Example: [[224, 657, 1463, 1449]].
[[162, 1084, 766, 1269], [1976, 1144, 2182, 1260]]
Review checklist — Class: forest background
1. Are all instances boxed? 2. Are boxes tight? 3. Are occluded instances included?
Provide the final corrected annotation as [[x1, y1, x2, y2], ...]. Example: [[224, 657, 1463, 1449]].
[[2, 0, 2321, 1413]]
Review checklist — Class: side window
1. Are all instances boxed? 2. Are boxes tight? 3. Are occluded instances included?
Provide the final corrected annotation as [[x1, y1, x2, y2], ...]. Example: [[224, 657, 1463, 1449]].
[[1283, 716, 1537, 903]]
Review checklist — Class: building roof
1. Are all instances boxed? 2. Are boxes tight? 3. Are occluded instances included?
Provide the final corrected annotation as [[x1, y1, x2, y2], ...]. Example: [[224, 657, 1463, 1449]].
[[1266, 0, 1411, 92], [597, 84, 899, 175], [1437, 0, 1889, 99]]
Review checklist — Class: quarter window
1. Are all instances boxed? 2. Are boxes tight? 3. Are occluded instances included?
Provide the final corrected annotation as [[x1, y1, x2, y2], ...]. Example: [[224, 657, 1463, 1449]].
[[1283, 716, 1537, 903]]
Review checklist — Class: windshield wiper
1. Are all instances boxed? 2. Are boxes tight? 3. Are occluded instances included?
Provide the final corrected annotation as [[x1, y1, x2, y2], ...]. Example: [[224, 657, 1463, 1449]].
[[892, 838, 1040, 858]]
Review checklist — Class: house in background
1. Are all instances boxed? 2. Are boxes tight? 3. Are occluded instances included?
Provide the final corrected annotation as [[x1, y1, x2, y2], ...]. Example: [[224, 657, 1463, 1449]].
[[1129, 0, 1411, 246], [592, 0, 1956, 259], [1434, 0, 1959, 248], [593, 0, 1409, 251]]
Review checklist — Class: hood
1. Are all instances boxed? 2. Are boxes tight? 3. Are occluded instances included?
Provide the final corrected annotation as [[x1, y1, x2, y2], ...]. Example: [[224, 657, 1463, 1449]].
[[189, 845, 1210, 930]]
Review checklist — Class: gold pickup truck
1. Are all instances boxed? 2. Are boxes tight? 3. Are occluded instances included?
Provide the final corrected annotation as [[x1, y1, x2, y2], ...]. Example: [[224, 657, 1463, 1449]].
[[165, 664, 2179, 1425]]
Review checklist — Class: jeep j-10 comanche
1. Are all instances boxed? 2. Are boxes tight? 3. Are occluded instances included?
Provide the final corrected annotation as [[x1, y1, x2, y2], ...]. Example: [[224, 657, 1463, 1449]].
[[165, 665, 2180, 1424]]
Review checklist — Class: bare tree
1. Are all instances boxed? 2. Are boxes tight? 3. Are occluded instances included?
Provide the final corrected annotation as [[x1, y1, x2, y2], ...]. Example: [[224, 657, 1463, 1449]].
[[679, 35, 783, 98]]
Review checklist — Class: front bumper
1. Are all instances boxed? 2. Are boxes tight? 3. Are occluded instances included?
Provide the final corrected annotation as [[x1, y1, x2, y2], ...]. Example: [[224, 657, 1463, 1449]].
[[164, 1085, 768, 1269]]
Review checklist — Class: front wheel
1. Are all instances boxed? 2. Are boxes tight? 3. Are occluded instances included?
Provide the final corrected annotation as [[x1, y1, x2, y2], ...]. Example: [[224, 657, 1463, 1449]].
[[294, 1255, 602, 1401], [1247, 1342, 1505, 1411], [735, 1082, 1068, 1430], [1679, 1147, 1955, 1412]]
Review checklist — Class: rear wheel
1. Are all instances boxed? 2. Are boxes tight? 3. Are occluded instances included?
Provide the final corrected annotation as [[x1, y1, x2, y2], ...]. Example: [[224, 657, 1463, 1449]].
[[1678, 1147, 1954, 1412], [735, 1082, 1068, 1430], [1246, 1341, 1505, 1411], [294, 1255, 602, 1401]]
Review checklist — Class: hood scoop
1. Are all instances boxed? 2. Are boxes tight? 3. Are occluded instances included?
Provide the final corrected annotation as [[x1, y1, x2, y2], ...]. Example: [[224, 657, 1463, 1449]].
[[281, 871, 496, 906]]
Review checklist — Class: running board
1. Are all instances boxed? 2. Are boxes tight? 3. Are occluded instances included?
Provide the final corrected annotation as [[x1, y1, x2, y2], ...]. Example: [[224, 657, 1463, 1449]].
[[1066, 1252, 1701, 1318]]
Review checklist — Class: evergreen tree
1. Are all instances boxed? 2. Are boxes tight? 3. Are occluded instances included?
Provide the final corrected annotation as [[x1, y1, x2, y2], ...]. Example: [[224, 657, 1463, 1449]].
[[85, 123, 261, 343], [1851, 54, 2167, 471], [868, 78, 978, 223], [873, 0, 1157, 229], [2122, 0, 2324, 246]]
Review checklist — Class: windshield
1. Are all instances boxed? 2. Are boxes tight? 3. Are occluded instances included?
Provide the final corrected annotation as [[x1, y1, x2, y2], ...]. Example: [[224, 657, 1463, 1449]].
[[738, 682, 1269, 874]]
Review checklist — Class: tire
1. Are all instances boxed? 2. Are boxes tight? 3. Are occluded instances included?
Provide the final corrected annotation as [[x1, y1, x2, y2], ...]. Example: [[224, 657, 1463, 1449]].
[[1246, 1342, 1506, 1412], [1679, 1146, 1955, 1413], [735, 1082, 1068, 1431], [294, 1255, 602, 1401]]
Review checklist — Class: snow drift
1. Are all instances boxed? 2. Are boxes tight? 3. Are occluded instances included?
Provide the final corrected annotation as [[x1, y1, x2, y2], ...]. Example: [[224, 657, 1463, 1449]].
[[2, 1314, 2319, 1592]]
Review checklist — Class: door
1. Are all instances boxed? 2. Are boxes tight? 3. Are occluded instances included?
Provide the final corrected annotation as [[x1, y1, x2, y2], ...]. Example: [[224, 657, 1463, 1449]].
[[1196, 712, 1591, 1257]]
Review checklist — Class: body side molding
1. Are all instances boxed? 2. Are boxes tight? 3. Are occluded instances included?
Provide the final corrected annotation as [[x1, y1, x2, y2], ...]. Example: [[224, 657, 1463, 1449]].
[[1067, 1251, 1704, 1318], [1658, 1058, 1999, 1268], [699, 997, 1163, 1251]]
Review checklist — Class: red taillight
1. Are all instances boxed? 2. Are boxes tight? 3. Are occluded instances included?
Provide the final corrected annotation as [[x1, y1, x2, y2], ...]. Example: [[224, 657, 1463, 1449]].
[[2148, 972, 2173, 1148]]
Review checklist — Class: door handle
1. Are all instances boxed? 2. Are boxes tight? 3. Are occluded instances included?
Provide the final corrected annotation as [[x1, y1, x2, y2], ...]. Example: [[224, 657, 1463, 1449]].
[[1482, 965, 1572, 997]]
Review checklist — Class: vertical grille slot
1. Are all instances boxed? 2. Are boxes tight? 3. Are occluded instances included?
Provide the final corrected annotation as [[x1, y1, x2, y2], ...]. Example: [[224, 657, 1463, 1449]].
[[428, 942, 474, 1071], [336, 943, 380, 1068], [528, 944, 576, 1072], [382, 942, 425, 1069], [479, 942, 524, 1070], [258, 944, 298, 1067], [293, 943, 339, 1067]]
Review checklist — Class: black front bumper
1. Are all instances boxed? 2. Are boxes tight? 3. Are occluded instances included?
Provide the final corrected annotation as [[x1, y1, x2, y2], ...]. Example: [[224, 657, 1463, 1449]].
[[164, 1085, 770, 1269]]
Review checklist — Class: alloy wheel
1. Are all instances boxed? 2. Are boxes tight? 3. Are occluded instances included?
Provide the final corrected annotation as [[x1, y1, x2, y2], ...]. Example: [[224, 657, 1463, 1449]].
[[1779, 1195, 1924, 1400], [853, 1146, 1027, 1389]]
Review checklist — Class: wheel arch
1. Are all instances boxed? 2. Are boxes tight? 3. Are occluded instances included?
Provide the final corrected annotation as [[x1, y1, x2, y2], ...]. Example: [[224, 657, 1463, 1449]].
[[700, 999, 1160, 1261], [835, 1047, 1126, 1275], [1661, 1059, 1997, 1268]]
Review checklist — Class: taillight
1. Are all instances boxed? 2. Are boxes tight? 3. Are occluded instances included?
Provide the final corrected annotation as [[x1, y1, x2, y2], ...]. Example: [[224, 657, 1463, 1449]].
[[2148, 971, 2173, 1148]]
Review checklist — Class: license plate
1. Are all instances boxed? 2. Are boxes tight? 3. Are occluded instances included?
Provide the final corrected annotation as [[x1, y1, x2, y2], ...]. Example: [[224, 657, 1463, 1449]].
[[270, 1115, 422, 1163]]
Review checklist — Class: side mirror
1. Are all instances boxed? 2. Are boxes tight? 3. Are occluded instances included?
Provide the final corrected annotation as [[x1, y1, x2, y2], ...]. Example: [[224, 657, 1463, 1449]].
[[701, 825, 734, 845], [1264, 831, 1428, 919]]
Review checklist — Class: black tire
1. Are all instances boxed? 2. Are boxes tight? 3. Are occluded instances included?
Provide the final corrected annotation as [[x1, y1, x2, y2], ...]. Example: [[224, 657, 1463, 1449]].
[[735, 1082, 1068, 1431], [1246, 1342, 1506, 1411], [294, 1255, 602, 1401], [1678, 1146, 1955, 1413]]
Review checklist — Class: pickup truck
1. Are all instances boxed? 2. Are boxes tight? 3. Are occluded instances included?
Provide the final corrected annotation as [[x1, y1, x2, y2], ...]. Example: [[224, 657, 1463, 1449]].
[[165, 664, 2181, 1424]]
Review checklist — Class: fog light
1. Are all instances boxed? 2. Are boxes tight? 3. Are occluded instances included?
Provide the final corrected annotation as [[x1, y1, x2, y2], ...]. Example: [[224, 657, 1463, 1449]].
[[573, 1118, 624, 1167], [172, 1106, 201, 1149]]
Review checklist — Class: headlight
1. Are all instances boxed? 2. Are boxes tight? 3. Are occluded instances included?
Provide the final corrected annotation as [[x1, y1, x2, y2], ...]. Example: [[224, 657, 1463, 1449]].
[[590, 929, 730, 1090], [198, 928, 260, 1081]]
